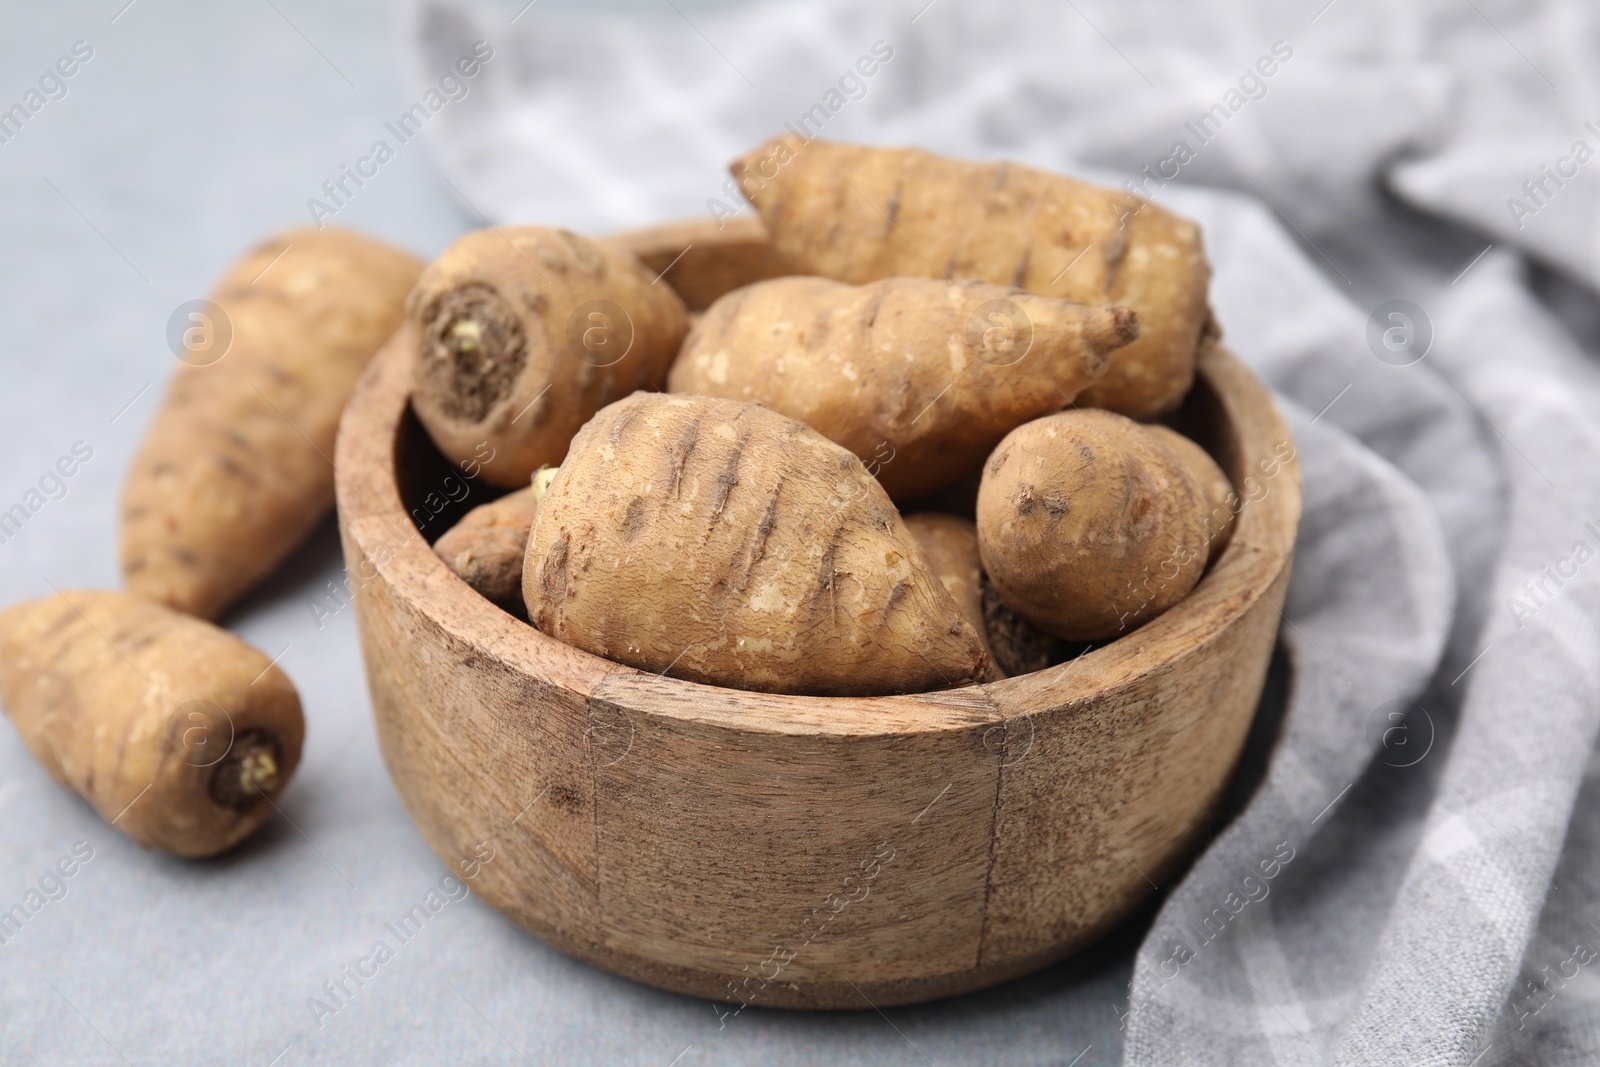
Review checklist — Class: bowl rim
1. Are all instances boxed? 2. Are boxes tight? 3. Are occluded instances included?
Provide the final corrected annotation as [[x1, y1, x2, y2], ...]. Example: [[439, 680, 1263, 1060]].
[[335, 225, 1300, 741]]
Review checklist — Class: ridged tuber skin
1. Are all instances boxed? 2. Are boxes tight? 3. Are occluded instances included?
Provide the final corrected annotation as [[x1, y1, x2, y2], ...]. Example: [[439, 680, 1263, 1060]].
[[731, 135, 1211, 418], [667, 276, 1137, 501], [432, 479, 545, 615], [1148, 424, 1237, 561], [121, 228, 422, 620], [523, 392, 990, 696], [408, 227, 689, 488], [903, 514, 1001, 682], [977, 410, 1210, 642], [0, 590, 304, 857]]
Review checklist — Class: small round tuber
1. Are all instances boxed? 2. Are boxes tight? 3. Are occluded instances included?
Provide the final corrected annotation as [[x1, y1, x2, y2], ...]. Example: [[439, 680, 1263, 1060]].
[[976, 410, 1210, 642], [0, 590, 304, 857]]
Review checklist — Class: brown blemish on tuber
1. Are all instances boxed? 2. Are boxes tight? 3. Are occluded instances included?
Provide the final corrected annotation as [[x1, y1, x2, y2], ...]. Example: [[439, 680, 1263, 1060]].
[[208, 730, 282, 809], [416, 282, 528, 422]]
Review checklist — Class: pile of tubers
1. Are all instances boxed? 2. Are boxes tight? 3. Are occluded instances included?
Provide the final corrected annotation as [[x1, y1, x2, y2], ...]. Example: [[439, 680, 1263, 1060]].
[[0, 135, 1241, 858], [421, 136, 1237, 695]]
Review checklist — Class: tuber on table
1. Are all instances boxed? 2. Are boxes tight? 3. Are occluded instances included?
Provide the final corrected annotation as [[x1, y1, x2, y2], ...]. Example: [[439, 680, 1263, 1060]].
[[121, 226, 422, 620], [667, 275, 1137, 501], [730, 135, 1211, 418], [0, 590, 304, 857], [522, 392, 990, 696], [408, 226, 688, 488], [976, 409, 1211, 642]]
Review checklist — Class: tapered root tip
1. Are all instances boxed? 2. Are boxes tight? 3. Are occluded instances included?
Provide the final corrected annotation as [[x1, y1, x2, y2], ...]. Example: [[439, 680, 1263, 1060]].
[[1088, 306, 1140, 352]]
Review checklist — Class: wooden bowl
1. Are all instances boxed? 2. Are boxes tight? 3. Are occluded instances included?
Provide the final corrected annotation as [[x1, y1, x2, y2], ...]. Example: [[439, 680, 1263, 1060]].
[[334, 217, 1300, 1010]]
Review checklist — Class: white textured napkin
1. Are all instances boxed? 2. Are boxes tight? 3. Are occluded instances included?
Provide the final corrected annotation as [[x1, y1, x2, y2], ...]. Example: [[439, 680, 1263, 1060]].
[[407, 1, 1600, 1062]]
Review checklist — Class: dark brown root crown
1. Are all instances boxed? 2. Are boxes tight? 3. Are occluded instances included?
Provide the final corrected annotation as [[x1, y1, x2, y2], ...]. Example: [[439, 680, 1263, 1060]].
[[209, 730, 282, 809], [418, 282, 527, 422]]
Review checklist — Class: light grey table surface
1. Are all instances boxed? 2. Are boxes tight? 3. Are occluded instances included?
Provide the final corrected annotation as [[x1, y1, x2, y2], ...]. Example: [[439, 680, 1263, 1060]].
[[0, 2, 1149, 1063]]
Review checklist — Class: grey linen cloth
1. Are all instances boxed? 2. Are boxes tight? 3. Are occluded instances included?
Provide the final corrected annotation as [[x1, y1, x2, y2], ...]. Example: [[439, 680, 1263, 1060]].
[[408, 0, 1600, 1062]]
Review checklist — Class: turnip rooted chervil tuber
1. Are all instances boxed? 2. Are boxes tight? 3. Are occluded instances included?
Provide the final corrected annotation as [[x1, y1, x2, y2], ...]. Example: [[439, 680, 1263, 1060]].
[[121, 227, 422, 620], [522, 392, 990, 696], [408, 227, 688, 488], [667, 275, 1137, 501], [0, 590, 304, 857], [731, 135, 1212, 418], [977, 410, 1211, 642]]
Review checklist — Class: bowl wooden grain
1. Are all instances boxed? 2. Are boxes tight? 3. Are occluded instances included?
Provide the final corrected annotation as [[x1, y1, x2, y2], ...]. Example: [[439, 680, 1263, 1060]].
[[334, 216, 1300, 1010]]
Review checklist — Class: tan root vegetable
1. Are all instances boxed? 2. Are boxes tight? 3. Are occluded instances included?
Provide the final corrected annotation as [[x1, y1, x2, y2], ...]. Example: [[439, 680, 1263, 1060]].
[[667, 276, 1136, 501], [121, 227, 422, 620], [977, 410, 1210, 641], [731, 135, 1211, 417], [903, 513, 1000, 680], [0, 590, 304, 857], [523, 392, 989, 696], [1148, 424, 1237, 560], [432, 469, 556, 614], [408, 227, 688, 488]]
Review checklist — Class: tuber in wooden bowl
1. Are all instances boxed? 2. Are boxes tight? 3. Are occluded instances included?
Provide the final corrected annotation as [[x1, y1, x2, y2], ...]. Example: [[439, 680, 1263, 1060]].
[[334, 216, 1300, 1010]]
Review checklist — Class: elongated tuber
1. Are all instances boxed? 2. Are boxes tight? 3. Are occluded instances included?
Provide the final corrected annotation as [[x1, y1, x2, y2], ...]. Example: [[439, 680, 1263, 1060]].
[[523, 392, 990, 696], [122, 227, 422, 619], [667, 275, 1135, 501], [731, 135, 1210, 417], [977, 410, 1210, 641], [408, 227, 688, 487], [0, 590, 304, 857]]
